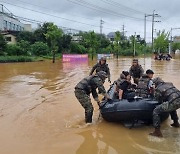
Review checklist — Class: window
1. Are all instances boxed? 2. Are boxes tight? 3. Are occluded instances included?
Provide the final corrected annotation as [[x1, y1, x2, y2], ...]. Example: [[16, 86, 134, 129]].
[[3, 20, 7, 30], [13, 24, 16, 31], [6, 37, 12, 42], [16, 25, 19, 31], [7, 22, 11, 30], [9, 22, 12, 30]]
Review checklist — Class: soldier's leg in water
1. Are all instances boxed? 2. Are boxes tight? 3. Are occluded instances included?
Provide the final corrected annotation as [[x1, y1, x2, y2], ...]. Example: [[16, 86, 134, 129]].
[[75, 89, 94, 123], [150, 101, 180, 137], [170, 99, 180, 127]]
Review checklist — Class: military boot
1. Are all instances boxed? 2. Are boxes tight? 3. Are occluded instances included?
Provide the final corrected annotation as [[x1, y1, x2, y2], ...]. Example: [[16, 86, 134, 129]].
[[171, 120, 180, 128], [149, 128, 163, 137], [85, 111, 93, 123]]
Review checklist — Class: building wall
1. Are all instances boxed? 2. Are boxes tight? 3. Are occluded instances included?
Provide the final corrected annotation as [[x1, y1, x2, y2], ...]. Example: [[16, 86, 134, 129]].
[[0, 13, 24, 31], [24, 24, 32, 32], [4, 34, 17, 44]]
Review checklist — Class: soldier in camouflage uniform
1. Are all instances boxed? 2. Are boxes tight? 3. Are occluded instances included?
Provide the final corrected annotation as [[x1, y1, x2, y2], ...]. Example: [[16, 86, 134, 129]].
[[89, 57, 111, 83], [75, 71, 110, 123], [136, 69, 154, 98], [149, 77, 180, 137], [129, 59, 144, 84]]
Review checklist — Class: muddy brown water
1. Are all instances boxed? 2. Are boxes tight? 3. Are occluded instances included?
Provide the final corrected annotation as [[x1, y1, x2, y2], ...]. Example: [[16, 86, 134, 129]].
[[0, 56, 180, 154]]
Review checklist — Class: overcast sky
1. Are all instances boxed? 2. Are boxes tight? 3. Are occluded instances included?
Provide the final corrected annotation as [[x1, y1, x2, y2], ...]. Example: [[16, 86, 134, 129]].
[[1, 0, 180, 42]]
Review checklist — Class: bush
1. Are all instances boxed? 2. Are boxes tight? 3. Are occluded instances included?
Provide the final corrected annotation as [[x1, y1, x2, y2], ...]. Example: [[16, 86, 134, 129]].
[[0, 56, 35, 63], [120, 49, 135, 56], [6, 44, 22, 56], [17, 40, 31, 55], [0, 34, 7, 55], [30, 42, 50, 56], [70, 42, 86, 54]]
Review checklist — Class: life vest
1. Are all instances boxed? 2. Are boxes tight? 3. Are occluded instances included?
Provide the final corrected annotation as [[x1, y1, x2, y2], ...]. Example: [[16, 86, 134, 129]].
[[75, 75, 99, 94], [130, 65, 142, 78], [116, 78, 126, 92], [95, 63, 109, 75], [156, 82, 180, 103], [136, 74, 150, 98]]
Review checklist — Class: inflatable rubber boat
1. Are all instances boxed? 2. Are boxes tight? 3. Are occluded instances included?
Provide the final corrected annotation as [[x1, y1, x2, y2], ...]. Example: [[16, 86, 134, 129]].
[[100, 83, 169, 125]]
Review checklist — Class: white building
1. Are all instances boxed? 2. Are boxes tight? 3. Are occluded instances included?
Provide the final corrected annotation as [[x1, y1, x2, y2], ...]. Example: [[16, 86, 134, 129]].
[[0, 12, 24, 31]]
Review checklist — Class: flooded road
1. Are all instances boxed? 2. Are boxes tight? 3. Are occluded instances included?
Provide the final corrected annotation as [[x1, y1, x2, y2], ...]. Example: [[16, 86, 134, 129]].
[[0, 56, 180, 154]]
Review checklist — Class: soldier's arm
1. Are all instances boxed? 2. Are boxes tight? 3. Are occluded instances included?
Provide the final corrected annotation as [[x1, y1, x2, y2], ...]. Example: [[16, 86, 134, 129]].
[[94, 78, 110, 99], [106, 65, 111, 82], [129, 67, 133, 76], [89, 64, 98, 75], [92, 89, 98, 100], [140, 66, 144, 76]]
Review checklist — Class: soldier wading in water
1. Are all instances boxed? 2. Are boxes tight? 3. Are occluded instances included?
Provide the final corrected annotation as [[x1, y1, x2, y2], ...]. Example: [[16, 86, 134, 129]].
[[150, 77, 180, 137], [89, 57, 111, 83], [129, 59, 144, 84], [75, 71, 110, 123]]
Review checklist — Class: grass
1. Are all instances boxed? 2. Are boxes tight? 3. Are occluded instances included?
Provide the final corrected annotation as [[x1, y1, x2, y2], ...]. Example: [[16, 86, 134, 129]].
[[0, 54, 62, 63], [0, 56, 42, 63]]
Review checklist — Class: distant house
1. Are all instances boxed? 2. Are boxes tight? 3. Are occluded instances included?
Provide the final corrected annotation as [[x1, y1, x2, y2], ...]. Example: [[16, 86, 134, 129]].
[[24, 24, 32, 32], [107, 32, 116, 42], [173, 36, 180, 43], [2, 31, 20, 44], [72, 35, 82, 42]]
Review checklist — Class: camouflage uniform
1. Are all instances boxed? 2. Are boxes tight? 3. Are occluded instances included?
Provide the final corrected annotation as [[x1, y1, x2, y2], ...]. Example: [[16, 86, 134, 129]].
[[136, 74, 151, 98], [153, 82, 180, 128], [90, 63, 111, 82], [74, 75, 107, 123], [129, 65, 144, 84]]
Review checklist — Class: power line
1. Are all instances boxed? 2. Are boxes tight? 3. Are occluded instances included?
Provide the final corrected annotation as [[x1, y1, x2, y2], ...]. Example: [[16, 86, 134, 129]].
[[9, 0, 99, 22], [0, 1, 100, 28], [100, 0, 146, 15], [67, 0, 147, 21], [0, 1, 123, 32]]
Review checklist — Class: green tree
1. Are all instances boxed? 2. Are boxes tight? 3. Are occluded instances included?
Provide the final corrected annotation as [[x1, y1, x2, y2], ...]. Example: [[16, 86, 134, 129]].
[[154, 30, 169, 53], [6, 44, 22, 56], [172, 42, 180, 53], [114, 31, 122, 58], [17, 40, 31, 55], [82, 31, 99, 60], [0, 34, 7, 55], [70, 42, 86, 54], [16, 31, 35, 44], [59, 34, 72, 53], [44, 23, 63, 63], [31, 42, 50, 56]]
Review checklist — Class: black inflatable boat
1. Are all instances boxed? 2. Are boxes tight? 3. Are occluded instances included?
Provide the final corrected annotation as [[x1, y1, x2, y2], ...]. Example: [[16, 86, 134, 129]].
[[100, 84, 169, 124]]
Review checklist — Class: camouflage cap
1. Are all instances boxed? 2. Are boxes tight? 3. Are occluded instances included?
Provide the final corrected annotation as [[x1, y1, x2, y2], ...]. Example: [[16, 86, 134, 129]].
[[100, 57, 106, 61], [133, 59, 138, 62]]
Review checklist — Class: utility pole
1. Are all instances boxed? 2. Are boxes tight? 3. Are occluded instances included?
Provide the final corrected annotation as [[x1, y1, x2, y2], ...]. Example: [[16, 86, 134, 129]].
[[152, 10, 155, 53], [144, 14, 147, 43], [170, 28, 173, 54], [144, 11, 161, 53], [100, 19, 104, 35], [122, 24, 125, 37], [134, 32, 136, 57]]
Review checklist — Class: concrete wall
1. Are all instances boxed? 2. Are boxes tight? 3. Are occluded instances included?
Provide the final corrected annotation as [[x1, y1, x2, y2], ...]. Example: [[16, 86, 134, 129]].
[[4, 34, 17, 44]]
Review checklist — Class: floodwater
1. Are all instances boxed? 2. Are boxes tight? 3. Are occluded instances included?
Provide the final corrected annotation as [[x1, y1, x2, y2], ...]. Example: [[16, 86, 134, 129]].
[[0, 56, 180, 154]]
